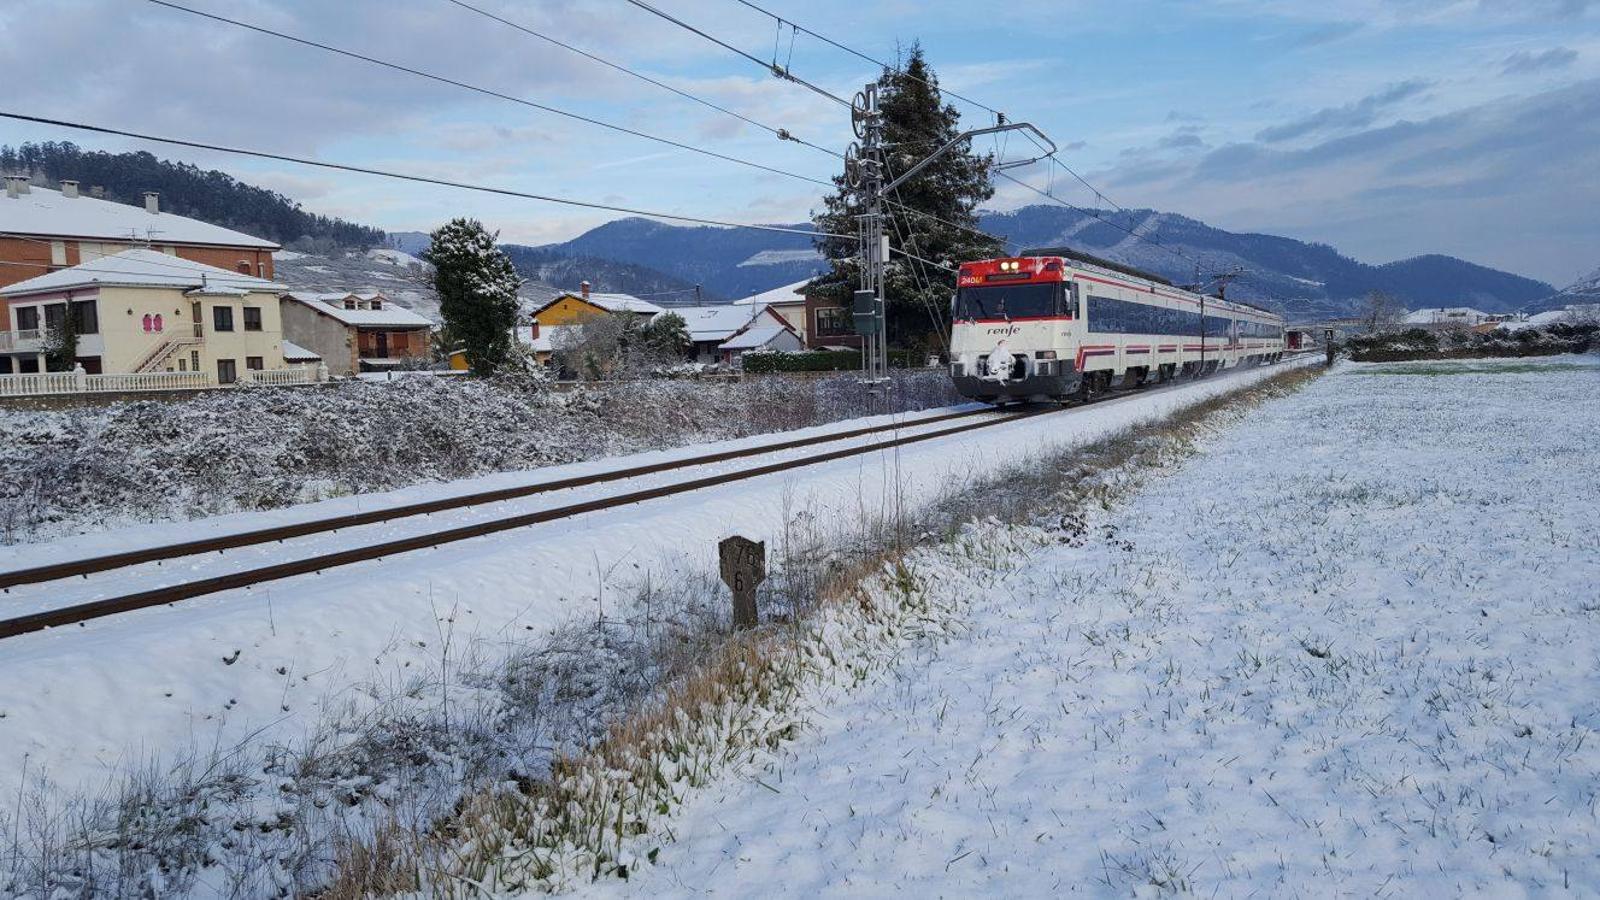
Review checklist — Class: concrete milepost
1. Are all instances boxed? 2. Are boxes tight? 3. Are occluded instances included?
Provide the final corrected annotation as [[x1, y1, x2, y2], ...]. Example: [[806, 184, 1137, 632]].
[[718, 536, 767, 629]]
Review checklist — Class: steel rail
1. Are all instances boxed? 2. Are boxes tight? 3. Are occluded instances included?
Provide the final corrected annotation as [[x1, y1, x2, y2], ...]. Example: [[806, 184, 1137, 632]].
[[0, 406, 1054, 639], [0, 407, 997, 592]]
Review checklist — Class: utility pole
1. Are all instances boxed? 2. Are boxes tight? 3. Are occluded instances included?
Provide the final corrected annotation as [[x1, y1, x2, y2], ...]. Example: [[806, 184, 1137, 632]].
[[849, 85, 889, 385], [848, 88, 1057, 387]]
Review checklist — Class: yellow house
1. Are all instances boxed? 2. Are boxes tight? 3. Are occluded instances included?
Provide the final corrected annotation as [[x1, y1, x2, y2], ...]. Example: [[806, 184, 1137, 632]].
[[450, 284, 667, 372], [529, 283, 666, 328], [0, 248, 307, 381]]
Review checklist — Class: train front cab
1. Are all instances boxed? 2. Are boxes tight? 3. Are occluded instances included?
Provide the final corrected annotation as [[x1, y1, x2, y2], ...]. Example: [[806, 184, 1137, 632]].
[[949, 257, 1082, 403]]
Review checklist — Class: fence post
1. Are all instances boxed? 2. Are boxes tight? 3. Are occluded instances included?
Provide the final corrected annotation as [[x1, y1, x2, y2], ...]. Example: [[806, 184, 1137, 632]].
[[316, 362, 329, 383]]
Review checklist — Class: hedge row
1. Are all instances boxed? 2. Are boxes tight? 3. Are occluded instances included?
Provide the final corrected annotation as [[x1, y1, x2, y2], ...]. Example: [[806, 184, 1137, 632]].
[[742, 349, 928, 374]]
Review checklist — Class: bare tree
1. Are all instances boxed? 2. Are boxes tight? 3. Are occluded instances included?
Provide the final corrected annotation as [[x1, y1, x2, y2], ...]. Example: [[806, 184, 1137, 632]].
[[1362, 291, 1404, 333]]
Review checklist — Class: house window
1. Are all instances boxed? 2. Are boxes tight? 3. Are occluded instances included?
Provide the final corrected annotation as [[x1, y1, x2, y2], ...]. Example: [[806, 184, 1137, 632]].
[[19, 357, 39, 373], [190, 350, 200, 371], [143, 313, 153, 333], [154, 314, 163, 333], [370, 298, 382, 310], [213, 306, 234, 332], [344, 299, 357, 310], [243, 307, 262, 331], [50, 241, 66, 266], [16, 307, 38, 331], [72, 301, 98, 335], [236, 261, 251, 274], [815, 306, 851, 337], [178, 358, 187, 372], [246, 356, 264, 371], [43, 304, 65, 331], [217, 359, 237, 384]]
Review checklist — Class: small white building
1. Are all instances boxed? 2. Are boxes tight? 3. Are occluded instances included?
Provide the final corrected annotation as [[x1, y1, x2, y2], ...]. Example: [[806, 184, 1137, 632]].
[[719, 321, 803, 367], [667, 304, 791, 363], [1403, 307, 1494, 327]]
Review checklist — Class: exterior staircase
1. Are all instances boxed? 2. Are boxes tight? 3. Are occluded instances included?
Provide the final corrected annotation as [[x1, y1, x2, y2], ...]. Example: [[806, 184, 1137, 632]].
[[133, 336, 202, 373]]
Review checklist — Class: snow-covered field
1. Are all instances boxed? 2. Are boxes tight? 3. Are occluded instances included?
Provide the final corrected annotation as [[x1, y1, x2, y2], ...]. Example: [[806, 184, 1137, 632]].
[[605, 356, 1600, 896]]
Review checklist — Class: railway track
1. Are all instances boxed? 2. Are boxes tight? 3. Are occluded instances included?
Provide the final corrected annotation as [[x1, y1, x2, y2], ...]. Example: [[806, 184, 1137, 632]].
[[0, 356, 1312, 641], [0, 404, 1047, 639]]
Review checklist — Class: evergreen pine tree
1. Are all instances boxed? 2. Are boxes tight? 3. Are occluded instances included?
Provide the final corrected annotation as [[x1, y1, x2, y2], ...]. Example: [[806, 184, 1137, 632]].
[[811, 45, 1002, 350], [424, 218, 522, 375]]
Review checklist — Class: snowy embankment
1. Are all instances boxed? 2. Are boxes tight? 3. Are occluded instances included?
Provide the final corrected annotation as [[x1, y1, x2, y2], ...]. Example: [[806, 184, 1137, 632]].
[[0, 371, 958, 544], [596, 356, 1600, 897], [0, 362, 1306, 798]]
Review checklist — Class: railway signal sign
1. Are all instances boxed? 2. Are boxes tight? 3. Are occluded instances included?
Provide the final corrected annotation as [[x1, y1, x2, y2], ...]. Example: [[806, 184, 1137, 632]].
[[718, 535, 767, 629]]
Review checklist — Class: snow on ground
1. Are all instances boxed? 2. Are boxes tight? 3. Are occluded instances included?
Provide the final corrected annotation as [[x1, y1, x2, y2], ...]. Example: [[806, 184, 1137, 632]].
[[603, 356, 1600, 897], [0, 362, 1307, 794]]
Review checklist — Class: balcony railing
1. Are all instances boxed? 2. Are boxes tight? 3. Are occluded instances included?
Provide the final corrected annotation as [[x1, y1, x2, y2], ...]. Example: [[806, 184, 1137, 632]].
[[0, 329, 43, 352], [0, 366, 321, 397]]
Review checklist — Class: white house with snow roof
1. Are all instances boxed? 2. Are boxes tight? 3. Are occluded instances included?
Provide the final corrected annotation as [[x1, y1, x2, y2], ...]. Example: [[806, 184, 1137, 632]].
[[280, 291, 434, 375], [732, 280, 812, 344], [0, 177, 279, 295], [0, 249, 301, 381], [667, 303, 796, 363]]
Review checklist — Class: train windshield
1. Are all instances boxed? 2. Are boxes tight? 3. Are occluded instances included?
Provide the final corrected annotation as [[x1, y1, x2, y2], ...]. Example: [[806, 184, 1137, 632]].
[[954, 283, 1065, 320]]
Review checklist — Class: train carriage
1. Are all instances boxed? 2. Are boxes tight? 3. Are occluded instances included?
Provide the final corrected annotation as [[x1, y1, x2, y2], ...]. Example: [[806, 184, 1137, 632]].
[[949, 248, 1285, 403]]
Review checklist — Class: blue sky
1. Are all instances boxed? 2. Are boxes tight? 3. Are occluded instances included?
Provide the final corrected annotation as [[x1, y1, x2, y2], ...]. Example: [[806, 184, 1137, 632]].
[[2, 0, 1597, 285]]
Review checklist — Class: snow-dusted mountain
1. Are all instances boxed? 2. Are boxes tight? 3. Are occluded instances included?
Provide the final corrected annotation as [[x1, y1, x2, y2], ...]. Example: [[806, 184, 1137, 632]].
[[1529, 265, 1600, 312], [483, 206, 1554, 319]]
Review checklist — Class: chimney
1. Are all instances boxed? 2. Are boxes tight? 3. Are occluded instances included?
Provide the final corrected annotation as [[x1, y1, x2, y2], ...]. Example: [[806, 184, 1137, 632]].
[[3, 176, 18, 200], [90, 185, 105, 199], [60, 180, 79, 199], [580, 280, 591, 300], [144, 191, 159, 214], [17, 176, 28, 195]]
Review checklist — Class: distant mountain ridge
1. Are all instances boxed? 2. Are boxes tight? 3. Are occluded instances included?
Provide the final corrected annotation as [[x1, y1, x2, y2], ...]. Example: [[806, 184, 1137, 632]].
[[493, 206, 1555, 319], [1529, 265, 1600, 312], [977, 206, 1555, 317]]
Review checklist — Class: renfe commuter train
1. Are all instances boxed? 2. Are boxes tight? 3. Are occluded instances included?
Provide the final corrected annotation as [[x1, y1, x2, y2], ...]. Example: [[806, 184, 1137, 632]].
[[949, 248, 1286, 403]]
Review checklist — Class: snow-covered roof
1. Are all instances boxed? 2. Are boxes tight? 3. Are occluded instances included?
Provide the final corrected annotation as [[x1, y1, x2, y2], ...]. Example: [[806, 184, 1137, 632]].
[[534, 291, 664, 317], [732, 280, 811, 307], [664, 304, 760, 342], [719, 323, 794, 351], [1403, 307, 1492, 325], [0, 185, 278, 249], [282, 291, 433, 328], [281, 340, 322, 362], [1, 248, 284, 297]]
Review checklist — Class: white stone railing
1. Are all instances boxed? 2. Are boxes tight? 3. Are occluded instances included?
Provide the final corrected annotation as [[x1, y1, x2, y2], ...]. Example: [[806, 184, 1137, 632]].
[[243, 366, 319, 386], [0, 369, 213, 396], [0, 364, 326, 397]]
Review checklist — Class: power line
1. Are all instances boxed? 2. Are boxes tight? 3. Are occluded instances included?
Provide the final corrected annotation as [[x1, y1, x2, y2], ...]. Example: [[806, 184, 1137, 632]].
[[712, 2, 1257, 293], [440, 0, 843, 159], [619, 0, 852, 108], [142, 0, 832, 187], [727, 0, 1005, 119], [0, 112, 849, 240]]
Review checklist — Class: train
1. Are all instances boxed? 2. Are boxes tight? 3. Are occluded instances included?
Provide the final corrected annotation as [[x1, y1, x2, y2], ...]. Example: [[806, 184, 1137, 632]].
[[949, 248, 1286, 403]]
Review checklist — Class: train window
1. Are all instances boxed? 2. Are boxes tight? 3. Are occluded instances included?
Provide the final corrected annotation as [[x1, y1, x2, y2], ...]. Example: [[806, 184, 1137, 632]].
[[955, 283, 1064, 320]]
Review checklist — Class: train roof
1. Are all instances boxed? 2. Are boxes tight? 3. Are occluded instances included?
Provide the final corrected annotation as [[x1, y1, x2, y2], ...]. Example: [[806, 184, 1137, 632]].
[[1014, 246, 1281, 320], [1021, 246, 1173, 286]]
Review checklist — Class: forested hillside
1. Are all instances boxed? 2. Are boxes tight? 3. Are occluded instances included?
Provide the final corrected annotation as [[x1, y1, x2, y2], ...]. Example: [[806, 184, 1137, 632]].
[[0, 141, 383, 248]]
